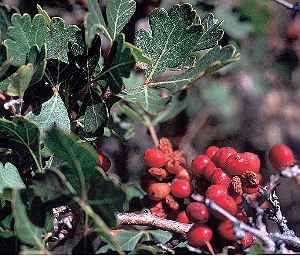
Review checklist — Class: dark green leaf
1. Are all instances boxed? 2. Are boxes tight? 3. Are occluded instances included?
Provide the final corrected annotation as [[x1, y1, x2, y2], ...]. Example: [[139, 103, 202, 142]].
[[26, 93, 70, 138], [135, 4, 203, 81], [12, 190, 45, 250], [6, 63, 33, 97], [46, 17, 84, 63], [0, 162, 25, 193], [106, 0, 136, 40], [4, 13, 47, 66], [148, 230, 172, 244], [247, 243, 266, 254], [83, 102, 108, 134], [96, 33, 135, 93], [84, 0, 108, 47], [44, 128, 97, 197], [0, 117, 42, 173], [0, 5, 17, 42], [31, 169, 71, 202]]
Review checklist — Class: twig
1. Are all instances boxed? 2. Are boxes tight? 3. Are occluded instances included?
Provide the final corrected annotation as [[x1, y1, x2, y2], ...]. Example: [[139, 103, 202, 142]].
[[204, 199, 276, 253], [272, 0, 294, 9], [147, 123, 159, 147], [116, 213, 191, 235]]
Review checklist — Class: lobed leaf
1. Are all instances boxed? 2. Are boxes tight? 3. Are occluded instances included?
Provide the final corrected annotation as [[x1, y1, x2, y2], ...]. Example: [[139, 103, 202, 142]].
[[0, 162, 25, 194]]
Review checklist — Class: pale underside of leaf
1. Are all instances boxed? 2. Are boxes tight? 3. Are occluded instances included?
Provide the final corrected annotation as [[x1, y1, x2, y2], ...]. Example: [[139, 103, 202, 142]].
[[0, 162, 25, 193]]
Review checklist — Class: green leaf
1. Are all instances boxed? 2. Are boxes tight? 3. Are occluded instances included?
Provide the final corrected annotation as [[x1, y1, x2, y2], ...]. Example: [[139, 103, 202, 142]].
[[85, 0, 108, 47], [147, 45, 239, 93], [83, 102, 108, 134], [95, 33, 135, 93], [46, 17, 83, 63], [37, 4, 51, 26], [26, 93, 70, 138], [26, 44, 47, 85], [4, 13, 47, 66], [44, 128, 97, 197], [12, 190, 45, 250], [106, 0, 136, 40], [124, 42, 152, 65], [135, 4, 203, 81], [0, 117, 42, 173], [148, 230, 172, 244], [247, 243, 266, 254], [31, 169, 71, 202], [119, 72, 169, 115], [0, 162, 25, 193], [6, 63, 33, 97], [4, 13, 82, 66], [193, 13, 224, 51], [0, 5, 17, 42]]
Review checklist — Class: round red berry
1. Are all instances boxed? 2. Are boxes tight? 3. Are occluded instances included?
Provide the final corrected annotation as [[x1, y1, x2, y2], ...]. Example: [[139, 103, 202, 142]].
[[192, 155, 211, 177], [144, 148, 167, 168], [225, 152, 260, 176], [218, 220, 236, 241], [148, 183, 170, 201], [206, 184, 228, 199], [206, 146, 219, 159], [213, 147, 237, 169], [98, 151, 111, 172], [211, 168, 231, 187], [241, 233, 253, 248], [171, 178, 192, 198], [187, 224, 213, 247], [186, 202, 210, 224], [204, 161, 217, 180], [176, 211, 190, 224], [269, 144, 294, 170]]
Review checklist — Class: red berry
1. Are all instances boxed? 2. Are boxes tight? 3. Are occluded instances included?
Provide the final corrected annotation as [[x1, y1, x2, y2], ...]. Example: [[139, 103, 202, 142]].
[[218, 220, 236, 241], [206, 146, 219, 159], [148, 183, 170, 201], [144, 148, 167, 168], [269, 144, 294, 170], [186, 202, 210, 224], [171, 178, 192, 198], [204, 161, 217, 180], [236, 209, 248, 222], [176, 211, 190, 224], [187, 224, 213, 247], [206, 185, 237, 219], [213, 147, 237, 169], [241, 233, 253, 248], [225, 152, 260, 176], [192, 155, 211, 177], [211, 169, 231, 187], [98, 151, 111, 172], [206, 184, 228, 199]]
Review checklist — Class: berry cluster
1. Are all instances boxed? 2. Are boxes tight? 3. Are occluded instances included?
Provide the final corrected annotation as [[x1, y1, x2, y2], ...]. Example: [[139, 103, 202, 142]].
[[142, 139, 265, 251]]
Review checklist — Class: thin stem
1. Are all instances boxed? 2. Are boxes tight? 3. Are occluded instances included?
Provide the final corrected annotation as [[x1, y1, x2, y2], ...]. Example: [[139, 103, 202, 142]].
[[147, 123, 159, 147], [271, 0, 294, 9]]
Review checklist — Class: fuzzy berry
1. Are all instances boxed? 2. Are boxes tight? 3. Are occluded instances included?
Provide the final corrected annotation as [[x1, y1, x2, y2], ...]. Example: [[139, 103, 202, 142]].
[[192, 155, 211, 177], [187, 224, 213, 247], [176, 211, 190, 224], [225, 152, 260, 176], [269, 144, 294, 170], [240, 233, 253, 248], [206, 146, 219, 159], [171, 178, 192, 198], [144, 148, 167, 168], [218, 220, 236, 241], [98, 151, 111, 172], [204, 161, 217, 180], [148, 183, 170, 201], [211, 168, 231, 187], [186, 202, 210, 224], [213, 147, 237, 169], [206, 184, 228, 199]]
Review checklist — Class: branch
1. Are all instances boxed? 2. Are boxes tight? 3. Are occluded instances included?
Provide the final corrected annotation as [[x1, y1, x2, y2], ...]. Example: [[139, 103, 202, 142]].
[[271, 0, 294, 9], [204, 199, 276, 253], [116, 213, 191, 235]]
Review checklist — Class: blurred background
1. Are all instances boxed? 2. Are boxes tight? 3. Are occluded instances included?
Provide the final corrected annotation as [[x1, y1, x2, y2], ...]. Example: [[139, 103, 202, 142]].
[[3, 0, 300, 235]]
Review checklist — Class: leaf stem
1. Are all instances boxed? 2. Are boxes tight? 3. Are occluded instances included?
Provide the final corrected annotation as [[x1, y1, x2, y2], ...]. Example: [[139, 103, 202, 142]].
[[144, 117, 159, 146]]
